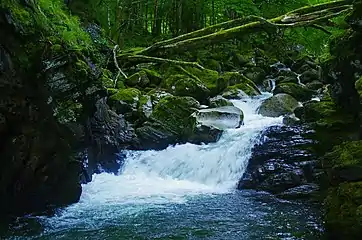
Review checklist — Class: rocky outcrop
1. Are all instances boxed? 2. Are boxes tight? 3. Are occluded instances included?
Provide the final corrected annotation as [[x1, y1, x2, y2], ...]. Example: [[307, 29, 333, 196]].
[[258, 93, 300, 117], [0, 0, 127, 215], [238, 125, 321, 196]]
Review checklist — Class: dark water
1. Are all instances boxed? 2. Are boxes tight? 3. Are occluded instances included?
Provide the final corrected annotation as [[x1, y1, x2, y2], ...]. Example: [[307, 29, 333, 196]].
[[1, 190, 322, 240], [0, 96, 323, 240]]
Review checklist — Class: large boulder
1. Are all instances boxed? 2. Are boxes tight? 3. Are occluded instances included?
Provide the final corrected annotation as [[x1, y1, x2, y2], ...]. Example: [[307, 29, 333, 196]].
[[136, 96, 200, 149], [209, 96, 234, 108], [323, 141, 362, 183], [163, 74, 210, 103], [86, 98, 137, 175], [192, 106, 244, 130], [108, 88, 141, 115], [238, 125, 320, 195], [273, 83, 316, 102], [258, 93, 300, 117], [125, 70, 150, 88]]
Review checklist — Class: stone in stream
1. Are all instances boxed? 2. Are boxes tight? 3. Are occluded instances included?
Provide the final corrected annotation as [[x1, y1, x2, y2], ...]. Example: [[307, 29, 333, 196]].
[[273, 83, 317, 102], [258, 93, 301, 117], [238, 125, 321, 196], [192, 106, 244, 130]]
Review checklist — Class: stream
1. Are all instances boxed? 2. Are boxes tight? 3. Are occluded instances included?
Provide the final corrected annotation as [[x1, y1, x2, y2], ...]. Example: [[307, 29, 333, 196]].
[[1, 93, 323, 239]]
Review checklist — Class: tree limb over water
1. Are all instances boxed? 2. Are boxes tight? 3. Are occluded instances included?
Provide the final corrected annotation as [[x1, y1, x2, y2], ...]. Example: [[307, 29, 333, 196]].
[[116, 0, 352, 69]]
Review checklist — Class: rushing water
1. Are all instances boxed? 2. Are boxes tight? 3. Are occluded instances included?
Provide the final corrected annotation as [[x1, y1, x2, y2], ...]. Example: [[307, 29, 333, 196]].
[[1, 93, 323, 239]]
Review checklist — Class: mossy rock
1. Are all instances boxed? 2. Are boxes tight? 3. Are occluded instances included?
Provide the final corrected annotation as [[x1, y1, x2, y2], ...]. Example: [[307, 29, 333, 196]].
[[101, 69, 115, 88], [219, 72, 261, 98], [306, 81, 324, 91], [137, 95, 153, 120], [142, 68, 162, 86], [163, 74, 210, 103], [203, 59, 222, 72], [300, 69, 320, 84], [294, 100, 352, 128], [355, 76, 362, 98], [324, 181, 362, 239], [274, 83, 316, 102], [125, 71, 150, 88], [243, 67, 266, 85], [150, 95, 200, 139], [108, 88, 141, 114], [324, 141, 362, 182], [258, 94, 300, 117], [183, 66, 220, 95], [148, 89, 172, 106], [209, 96, 234, 108]]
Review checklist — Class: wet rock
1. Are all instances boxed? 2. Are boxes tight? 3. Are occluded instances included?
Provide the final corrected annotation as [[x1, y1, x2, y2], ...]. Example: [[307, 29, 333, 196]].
[[277, 184, 319, 200], [300, 69, 320, 84], [126, 71, 150, 88], [258, 93, 300, 117], [135, 96, 200, 149], [192, 106, 244, 130], [108, 88, 141, 115], [274, 83, 316, 102], [188, 125, 223, 144], [306, 81, 324, 91], [209, 95, 234, 108], [86, 98, 137, 174], [163, 74, 210, 103], [238, 125, 319, 195]]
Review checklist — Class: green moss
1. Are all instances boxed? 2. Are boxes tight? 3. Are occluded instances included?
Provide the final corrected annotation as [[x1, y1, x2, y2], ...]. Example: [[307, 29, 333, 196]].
[[218, 72, 261, 94], [325, 141, 362, 169], [126, 71, 150, 88], [151, 96, 199, 138], [138, 95, 153, 120], [142, 68, 162, 86], [225, 83, 259, 97], [355, 76, 362, 98], [183, 67, 219, 94], [274, 83, 316, 102], [109, 88, 141, 103], [163, 74, 209, 102], [325, 182, 362, 239], [258, 93, 299, 117]]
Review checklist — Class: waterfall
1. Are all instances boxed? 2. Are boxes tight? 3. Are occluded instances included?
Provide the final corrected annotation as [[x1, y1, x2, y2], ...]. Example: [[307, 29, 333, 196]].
[[41, 92, 283, 232]]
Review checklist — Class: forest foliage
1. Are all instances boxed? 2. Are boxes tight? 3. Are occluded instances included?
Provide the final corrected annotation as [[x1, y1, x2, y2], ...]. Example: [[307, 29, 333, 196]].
[[67, 0, 347, 58]]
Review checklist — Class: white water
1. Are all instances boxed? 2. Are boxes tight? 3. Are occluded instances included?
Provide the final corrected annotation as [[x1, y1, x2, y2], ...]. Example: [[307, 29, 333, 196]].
[[43, 93, 283, 230]]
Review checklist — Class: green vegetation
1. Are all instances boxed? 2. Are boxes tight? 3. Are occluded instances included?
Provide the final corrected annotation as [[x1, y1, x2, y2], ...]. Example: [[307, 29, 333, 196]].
[[2, 0, 362, 238]]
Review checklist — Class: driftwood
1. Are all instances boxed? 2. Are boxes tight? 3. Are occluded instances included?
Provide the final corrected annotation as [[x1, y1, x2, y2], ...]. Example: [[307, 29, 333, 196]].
[[116, 0, 352, 71]]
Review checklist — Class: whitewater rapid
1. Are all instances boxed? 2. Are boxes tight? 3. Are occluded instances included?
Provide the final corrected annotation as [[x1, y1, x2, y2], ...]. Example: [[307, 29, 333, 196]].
[[40, 92, 284, 232]]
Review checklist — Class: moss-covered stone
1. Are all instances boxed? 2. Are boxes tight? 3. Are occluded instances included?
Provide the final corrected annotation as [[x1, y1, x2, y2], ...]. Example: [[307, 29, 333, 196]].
[[142, 68, 162, 86], [101, 69, 115, 88], [274, 83, 316, 102], [125, 70, 150, 88], [209, 96, 234, 108], [108, 88, 141, 114], [324, 141, 362, 182], [243, 67, 266, 85], [148, 89, 172, 106], [324, 182, 362, 239], [355, 76, 362, 98], [150, 95, 200, 139], [219, 72, 261, 98], [137, 95, 153, 120], [183, 66, 220, 95], [258, 94, 300, 117], [163, 74, 210, 103]]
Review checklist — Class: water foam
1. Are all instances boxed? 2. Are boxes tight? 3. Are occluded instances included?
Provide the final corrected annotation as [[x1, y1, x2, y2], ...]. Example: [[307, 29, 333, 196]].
[[42, 93, 283, 231]]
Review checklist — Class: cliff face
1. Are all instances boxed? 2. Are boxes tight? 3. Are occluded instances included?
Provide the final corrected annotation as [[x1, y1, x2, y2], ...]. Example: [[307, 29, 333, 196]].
[[0, 0, 112, 215]]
